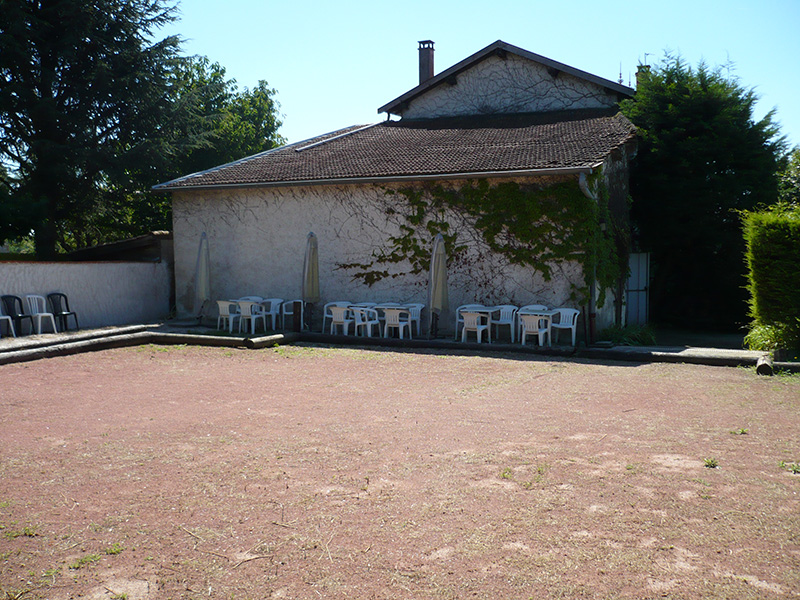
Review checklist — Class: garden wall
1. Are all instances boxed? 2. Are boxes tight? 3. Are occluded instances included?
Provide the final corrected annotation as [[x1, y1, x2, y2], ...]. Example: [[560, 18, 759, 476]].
[[0, 261, 171, 329]]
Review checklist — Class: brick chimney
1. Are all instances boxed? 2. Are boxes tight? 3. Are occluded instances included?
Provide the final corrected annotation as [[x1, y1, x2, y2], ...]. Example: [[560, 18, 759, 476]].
[[418, 40, 434, 84]]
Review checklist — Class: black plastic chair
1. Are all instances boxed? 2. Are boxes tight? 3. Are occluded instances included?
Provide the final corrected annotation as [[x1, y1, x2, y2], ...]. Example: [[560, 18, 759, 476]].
[[1, 295, 34, 336], [47, 293, 79, 331]]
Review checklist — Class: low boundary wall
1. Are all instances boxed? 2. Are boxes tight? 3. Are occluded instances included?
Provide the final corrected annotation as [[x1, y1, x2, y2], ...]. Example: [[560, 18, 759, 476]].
[[0, 261, 171, 329]]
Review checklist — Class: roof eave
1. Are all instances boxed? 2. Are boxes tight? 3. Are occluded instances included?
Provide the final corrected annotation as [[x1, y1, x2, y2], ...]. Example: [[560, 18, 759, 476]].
[[155, 165, 600, 194], [151, 125, 372, 192]]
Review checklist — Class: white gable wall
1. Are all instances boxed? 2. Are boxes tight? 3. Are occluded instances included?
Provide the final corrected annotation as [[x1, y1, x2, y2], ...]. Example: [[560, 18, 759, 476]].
[[401, 53, 619, 120]]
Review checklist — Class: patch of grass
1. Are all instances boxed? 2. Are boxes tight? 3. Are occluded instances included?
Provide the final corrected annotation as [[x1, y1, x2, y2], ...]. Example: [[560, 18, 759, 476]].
[[500, 467, 513, 480], [68, 554, 100, 570], [1, 588, 33, 600], [775, 368, 800, 378], [104, 542, 124, 555], [4, 526, 37, 539], [704, 457, 719, 469], [272, 344, 292, 358], [598, 324, 657, 346], [730, 428, 749, 435], [779, 460, 800, 474], [136, 344, 188, 353]]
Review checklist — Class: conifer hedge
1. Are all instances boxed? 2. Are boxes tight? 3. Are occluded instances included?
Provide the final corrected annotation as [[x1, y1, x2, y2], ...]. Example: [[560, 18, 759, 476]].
[[743, 204, 800, 352]]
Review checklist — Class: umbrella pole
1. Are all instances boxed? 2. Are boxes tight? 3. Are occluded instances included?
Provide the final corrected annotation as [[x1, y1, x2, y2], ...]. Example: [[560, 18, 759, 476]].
[[306, 303, 313, 331], [430, 313, 439, 339]]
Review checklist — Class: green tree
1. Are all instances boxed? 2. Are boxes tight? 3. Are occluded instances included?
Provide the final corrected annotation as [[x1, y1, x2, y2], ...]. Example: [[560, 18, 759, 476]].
[[91, 57, 284, 244], [621, 54, 785, 330], [0, 0, 183, 258], [778, 147, 800, 205]]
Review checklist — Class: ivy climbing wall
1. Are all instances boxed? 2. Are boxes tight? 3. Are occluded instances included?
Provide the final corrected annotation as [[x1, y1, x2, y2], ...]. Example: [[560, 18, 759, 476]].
[[172, 172, 622, 333]]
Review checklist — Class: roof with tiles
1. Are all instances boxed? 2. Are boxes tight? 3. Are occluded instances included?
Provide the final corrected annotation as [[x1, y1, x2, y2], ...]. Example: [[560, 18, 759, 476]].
[[155, 108, 635, 191]]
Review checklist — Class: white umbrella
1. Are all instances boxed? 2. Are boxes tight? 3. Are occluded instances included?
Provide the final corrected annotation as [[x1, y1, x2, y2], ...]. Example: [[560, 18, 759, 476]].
[[427, 233, 449, 337], [302, 232, 320, 329], [193, 231, 211, 320]]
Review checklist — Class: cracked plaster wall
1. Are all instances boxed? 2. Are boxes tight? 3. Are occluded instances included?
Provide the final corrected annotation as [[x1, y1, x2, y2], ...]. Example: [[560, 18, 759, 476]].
[[171, 179, 607, 332], [400, 54, 619, 119]]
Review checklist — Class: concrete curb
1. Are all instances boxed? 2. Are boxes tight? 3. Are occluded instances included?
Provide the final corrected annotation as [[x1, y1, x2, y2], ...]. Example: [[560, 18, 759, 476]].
[[0, 330, 251, 365], [1, 325, 797, 373]]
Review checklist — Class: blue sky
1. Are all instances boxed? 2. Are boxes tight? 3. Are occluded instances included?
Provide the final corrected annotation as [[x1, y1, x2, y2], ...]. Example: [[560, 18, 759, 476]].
[[160, 0, 800, 149]]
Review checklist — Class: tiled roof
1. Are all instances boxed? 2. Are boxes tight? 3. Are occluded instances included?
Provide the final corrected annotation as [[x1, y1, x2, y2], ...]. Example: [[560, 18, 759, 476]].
[[155, 108, 636, 191]]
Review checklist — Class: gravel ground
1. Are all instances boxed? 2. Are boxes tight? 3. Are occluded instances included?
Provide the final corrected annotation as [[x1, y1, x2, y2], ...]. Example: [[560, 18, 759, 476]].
[[1, 343, 798, 599]]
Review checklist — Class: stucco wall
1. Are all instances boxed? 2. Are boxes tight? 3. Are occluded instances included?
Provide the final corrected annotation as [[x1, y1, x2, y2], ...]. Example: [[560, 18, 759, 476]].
[[172, 178, 601, 334], [0, 261, 171, 329], [401, 54, 619, 120]]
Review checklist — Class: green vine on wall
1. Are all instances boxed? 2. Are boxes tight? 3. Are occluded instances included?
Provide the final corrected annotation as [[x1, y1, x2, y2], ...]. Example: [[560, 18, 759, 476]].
[[336, 177, 622, 306]]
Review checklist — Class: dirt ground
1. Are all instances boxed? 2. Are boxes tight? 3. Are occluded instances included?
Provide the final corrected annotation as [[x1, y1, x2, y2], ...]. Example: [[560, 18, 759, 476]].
[[1, 343, 798, 599]]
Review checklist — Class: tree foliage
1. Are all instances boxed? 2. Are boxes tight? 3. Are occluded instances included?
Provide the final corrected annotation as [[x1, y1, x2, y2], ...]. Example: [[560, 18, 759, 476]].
[[0, 0, 182, 258], [778, 147, 800, 206], [93, 57, 284, 245], [0, 2, 284, 257], [621, 54, 784, 330]]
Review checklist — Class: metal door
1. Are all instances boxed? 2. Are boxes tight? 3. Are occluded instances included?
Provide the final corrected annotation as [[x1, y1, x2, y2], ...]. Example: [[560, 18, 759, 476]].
[[626, 253, 650, 325]]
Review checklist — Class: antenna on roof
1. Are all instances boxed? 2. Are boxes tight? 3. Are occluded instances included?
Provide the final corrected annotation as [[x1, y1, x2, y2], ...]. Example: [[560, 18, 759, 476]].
[[618, 63, 623, 85]]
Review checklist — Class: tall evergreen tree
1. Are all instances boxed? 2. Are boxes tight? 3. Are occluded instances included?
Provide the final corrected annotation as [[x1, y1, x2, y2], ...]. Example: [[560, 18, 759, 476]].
[[778, 147, 800, 206], [1, 3, 284, 256], [621, 54, 785, 330], [95, 57, 284, 244], [0, 0, 183, 258]]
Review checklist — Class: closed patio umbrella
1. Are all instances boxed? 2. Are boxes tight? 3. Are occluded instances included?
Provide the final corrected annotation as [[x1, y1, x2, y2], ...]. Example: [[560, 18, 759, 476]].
[[302, 232, 320, 329], [193, 231, 211, 321], [427, 233, 449, 337]]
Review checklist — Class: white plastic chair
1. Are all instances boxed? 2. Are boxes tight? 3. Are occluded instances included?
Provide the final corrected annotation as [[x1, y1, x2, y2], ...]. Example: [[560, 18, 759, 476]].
[[216, 300, 240, 333], [404, 303, 424, 336], [322, 301, 351, 333], [383, 308, 412, 339], [0, 303, 15, 338], [261, 298, 283, 330], [25, 295, 58, 334], [491, 304, 518, 343], [281, 300, 304, 330], [329, 305, 354, 335], [551, 308, 581, 346], [519, 313, 549, 347], [238, 301, 266, 335], [351, 307, 381, 337], [454, 304, 485, 340], [517, 305, 548, 340], [461, 311, 490, 343]]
